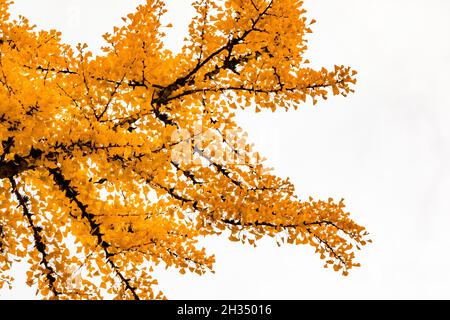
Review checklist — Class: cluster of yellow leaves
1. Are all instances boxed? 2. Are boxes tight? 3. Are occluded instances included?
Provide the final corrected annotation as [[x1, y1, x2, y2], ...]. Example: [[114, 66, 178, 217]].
[[0, 0, 369, 299]]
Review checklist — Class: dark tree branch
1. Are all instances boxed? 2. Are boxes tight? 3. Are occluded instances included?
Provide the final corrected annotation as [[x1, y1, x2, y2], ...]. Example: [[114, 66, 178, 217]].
[[0, 159, 31, 179], [151, 1, 274, 106], [9, 177, 61, 297], [193, 145, 243, 189], [171, 161, 202, 185], [164, 80, 346, 103], [306, 228, 347, 268], [220, 217, 349, 268], [48, 168, 141, 300]]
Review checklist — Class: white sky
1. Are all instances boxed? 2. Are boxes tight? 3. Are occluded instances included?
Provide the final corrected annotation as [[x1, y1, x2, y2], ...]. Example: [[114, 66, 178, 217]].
[[2, 0, 450, 299]]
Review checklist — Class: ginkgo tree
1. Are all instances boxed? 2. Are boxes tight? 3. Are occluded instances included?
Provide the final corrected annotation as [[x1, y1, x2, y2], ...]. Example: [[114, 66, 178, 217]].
[[0, 0, 370, 299]]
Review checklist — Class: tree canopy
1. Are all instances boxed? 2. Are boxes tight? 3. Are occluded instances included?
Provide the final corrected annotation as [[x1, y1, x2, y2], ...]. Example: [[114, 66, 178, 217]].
[[0, 0, 369, 299]]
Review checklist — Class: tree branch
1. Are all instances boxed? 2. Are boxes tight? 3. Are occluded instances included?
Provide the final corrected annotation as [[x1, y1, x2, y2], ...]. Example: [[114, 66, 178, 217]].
[[48, 168, 141, 300], [0, 159, 30, 179], [9, 177, 61, 297]]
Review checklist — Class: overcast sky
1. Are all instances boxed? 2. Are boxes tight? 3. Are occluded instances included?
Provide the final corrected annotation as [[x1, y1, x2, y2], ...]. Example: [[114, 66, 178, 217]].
[[2, 0, 450, 299]]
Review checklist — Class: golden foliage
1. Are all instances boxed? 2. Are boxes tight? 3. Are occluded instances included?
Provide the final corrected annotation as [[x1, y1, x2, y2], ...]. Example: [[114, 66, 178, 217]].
[[0, 0, 369, 299]]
